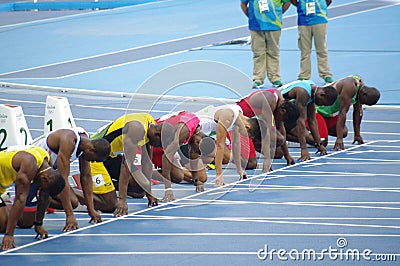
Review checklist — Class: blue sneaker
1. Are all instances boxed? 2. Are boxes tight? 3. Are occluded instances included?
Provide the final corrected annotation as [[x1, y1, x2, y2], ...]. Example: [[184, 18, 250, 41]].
[[252, 81, 263, 89], [272, 80, 283, 87]]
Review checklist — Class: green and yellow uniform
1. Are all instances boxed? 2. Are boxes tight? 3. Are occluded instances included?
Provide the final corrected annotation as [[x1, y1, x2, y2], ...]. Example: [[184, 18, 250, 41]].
[[90, 113, 155, 194]]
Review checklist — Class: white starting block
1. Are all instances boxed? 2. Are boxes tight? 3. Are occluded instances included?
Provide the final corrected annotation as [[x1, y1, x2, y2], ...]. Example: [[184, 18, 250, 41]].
[[44, 96, 76, 133], [0, 104, 33, 151]]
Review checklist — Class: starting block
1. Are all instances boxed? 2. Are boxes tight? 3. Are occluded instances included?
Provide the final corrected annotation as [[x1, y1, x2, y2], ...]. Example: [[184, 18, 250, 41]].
[[44, 96, 76, 133], [0, 104, 33, 152]]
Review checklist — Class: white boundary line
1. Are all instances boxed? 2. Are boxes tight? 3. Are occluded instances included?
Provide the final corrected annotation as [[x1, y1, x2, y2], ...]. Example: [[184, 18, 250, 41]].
[[279, 169, 399, 177], [226, 184, 400, 191], [325, 157, 400, 162], [2, 251, 400, 256], [11, 232, 400, 238]]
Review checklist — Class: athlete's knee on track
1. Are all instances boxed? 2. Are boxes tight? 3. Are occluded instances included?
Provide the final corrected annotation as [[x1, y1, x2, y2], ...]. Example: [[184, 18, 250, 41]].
[[171, 175, 184, 184], [274, 147, 284, 159], [127, 184, 145, 198], [245, 158, 257, 170], [127, 191, 145, 198]]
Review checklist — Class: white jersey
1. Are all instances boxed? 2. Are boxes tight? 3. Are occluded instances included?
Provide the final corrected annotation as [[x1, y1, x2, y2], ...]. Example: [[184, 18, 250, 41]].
[[195, 104, 242, 136], [30, 127, 88, 167]]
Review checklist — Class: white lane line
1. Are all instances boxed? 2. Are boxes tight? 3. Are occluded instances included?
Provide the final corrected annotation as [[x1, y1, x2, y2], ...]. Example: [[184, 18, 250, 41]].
[[325, 157, 400, 162], [280, 169, 399, 177], [151, 199, 400, 210], [117, 214, 400, 229]]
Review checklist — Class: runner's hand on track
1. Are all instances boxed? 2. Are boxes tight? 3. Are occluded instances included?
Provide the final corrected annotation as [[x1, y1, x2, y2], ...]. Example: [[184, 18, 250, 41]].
[[352, 135, 364, 145], [298, 148, 311, 161], [63, 215, 79, 232], [215, 175, 225, 187], [333, 138, 345, 151], [194, 180, 204, 192], [317, 145, 328, 156], [1, 234, 16, 250], [34, 225, 48, 240], [147, 194, 158, 207], [161, 190, 175, 202], [113, 199, 128, 217], [88, 211, 102, 224], [286, 156, 296, 165]]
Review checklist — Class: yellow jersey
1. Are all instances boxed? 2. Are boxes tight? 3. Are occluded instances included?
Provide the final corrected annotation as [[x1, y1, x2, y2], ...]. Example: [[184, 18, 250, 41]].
[[91, 113, 155, 158], [0, 146, 49, 194]]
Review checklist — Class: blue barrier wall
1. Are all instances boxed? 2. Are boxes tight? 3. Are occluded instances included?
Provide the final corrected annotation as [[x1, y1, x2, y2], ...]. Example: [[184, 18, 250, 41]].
[[0, 0, 157, 11]]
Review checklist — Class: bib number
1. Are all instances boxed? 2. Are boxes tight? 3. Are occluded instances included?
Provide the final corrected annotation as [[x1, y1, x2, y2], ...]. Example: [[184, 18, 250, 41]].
[[92, 174, 106, 188], [258, 0, 269, 13], [306, 1, 316, 15]]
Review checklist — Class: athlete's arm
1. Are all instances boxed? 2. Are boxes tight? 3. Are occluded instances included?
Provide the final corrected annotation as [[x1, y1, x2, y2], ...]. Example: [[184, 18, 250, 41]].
[[292, 88, 311, 161], [276, 118, 294, 165], [55, 132, 79, 232], [141, 143, 158, 206], [34, 189, 50, 240], [250, 92, 273, 171], [259, 102, 273, 172], [307, 103, 327, 155], [352, 101, 364, 145], [1, 154, 36, 250], [161, 136, 179, 202], [214, 110, 236, 186], [114, 121, 143, 216], [335, 84, 356, 150], [141, 144, 153, 186], [231, 123, 247, 178], [79, 157, 101, 224]]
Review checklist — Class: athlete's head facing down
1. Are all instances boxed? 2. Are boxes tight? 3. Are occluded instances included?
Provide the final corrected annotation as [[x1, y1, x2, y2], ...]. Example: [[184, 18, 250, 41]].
[[83, 139, 111, 162], [246, 117, 262, 139], [315, 86, 338, 106], [35, 166, 66, 197], [359, 86, 380, 106], [280, 100, 300, 129], [148, 122, 176, 148], [198, 136, 216, 164]]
